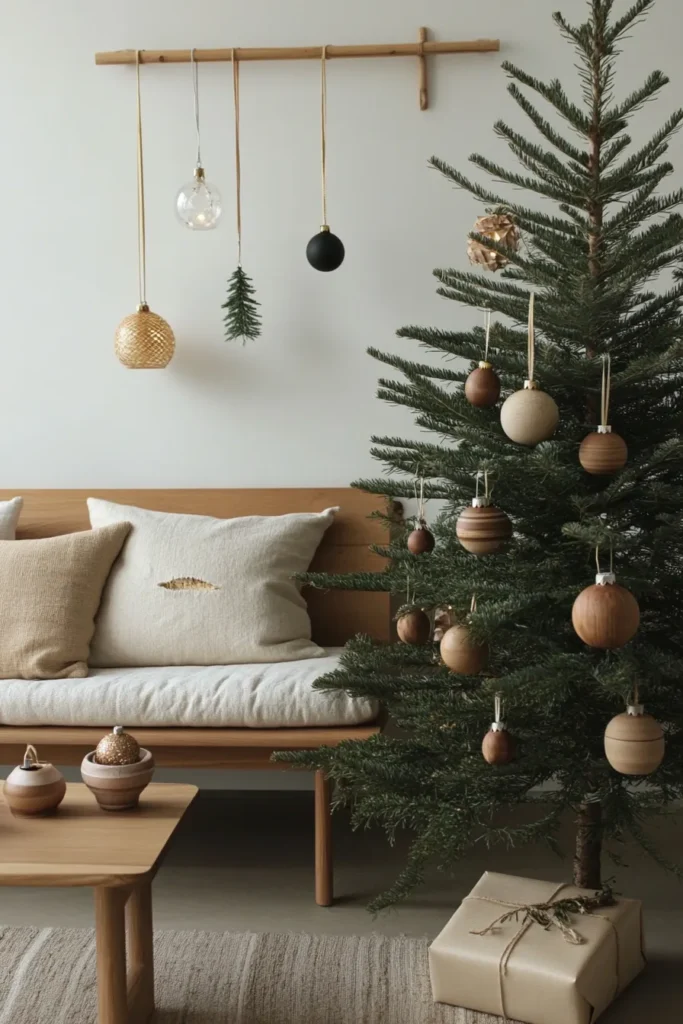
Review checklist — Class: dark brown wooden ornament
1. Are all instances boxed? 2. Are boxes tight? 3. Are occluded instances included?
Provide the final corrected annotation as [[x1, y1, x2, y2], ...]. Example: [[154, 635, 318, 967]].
[[456, 502, 512, 555], [407, 521, 435, 554], [482, 726, 515, 764], [465, 361, 501, 408], [440, 624, 488, 674], [572, 575, 640, 649], [579, 430, 628, 475], [397, 609, 431, 645]]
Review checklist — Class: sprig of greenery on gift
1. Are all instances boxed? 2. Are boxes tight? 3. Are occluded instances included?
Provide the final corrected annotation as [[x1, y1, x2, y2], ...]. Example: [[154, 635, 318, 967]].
[[275, 0, 683, 912]]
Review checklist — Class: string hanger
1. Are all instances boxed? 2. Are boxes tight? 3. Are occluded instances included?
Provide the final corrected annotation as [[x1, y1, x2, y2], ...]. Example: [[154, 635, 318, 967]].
[[594, 538, 614, 576], [494, 692, 503, 724], [484, 309, 491, 362], [527, 292, 535, 382], [600, 353, 611, 427], [475, 469, 491, 502], [414, 476, 426, 521], [135, 50, 147, 308], [232, 49, 243, 265], [191, 47, 202, 168], [320, 45, 328, 227]]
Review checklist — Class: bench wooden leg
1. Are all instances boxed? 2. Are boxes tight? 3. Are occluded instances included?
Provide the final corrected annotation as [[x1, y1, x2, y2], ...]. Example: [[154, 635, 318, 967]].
[[94, 881, 155, 1024], [314, 769, 333, 906]]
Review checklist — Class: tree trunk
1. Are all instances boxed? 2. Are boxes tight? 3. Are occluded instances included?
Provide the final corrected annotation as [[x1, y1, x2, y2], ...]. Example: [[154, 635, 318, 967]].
[[573, 801, 603, 889]]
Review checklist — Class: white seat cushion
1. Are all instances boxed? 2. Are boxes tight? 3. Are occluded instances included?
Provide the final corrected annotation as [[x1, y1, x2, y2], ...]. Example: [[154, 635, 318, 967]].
[[0, 650, 377, 728]]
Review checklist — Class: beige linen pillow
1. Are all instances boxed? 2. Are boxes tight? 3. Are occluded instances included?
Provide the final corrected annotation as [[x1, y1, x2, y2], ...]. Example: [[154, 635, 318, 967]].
[[0, 523, 131, 680], [0, 496, 23, 539], [87, 499, 338, 667]]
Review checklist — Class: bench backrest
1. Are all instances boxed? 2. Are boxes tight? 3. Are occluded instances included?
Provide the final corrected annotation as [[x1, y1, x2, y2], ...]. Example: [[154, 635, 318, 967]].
[[0, 488, 391, 646]]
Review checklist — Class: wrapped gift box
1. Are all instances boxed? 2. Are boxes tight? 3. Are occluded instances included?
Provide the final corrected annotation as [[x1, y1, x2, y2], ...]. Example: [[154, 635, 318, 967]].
[[429, 872, 645, 1024]]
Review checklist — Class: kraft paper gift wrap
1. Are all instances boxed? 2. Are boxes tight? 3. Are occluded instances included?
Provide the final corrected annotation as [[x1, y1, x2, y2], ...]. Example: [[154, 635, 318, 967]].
[[429, 872, 645, 1024]]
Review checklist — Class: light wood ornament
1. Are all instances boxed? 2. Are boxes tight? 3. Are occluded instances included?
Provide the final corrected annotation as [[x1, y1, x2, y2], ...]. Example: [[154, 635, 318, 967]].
[[500, 293, 559, 445], [604, 706, 664, 775]]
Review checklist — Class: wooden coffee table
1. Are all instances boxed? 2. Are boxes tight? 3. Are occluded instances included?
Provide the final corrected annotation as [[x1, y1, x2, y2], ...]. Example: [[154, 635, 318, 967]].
[[0, 781, 197, 1024]]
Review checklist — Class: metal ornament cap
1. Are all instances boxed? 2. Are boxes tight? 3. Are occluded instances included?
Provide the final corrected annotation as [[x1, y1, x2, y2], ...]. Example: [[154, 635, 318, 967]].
[[595, 572, 616, 586], [471, 495, 492, 509], [523, 379, 538, 390], [478, 360, 492, 370], [194, 166, 206, 180], [490, 720, 507, 732], [627, 704, 645, 717], [597, 424, 612, 435]]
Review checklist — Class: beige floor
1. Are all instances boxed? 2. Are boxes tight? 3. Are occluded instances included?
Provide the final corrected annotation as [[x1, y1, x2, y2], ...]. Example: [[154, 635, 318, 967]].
[[1, 791, 682, 1021]]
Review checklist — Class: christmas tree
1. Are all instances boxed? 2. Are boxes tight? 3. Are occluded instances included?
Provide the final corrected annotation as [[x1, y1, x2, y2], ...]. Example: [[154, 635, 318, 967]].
[[279, 0, 683, 911]]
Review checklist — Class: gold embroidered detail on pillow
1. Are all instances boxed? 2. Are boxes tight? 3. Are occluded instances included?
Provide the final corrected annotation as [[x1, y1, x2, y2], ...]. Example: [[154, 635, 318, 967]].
[[158, 577, 220, 591]]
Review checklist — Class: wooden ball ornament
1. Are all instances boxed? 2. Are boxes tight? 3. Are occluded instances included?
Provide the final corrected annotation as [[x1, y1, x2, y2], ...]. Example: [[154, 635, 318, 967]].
[[482, 722, 515, 765], [572, 571, 640, 649], [407, 520, 435, 555], [440, 624, 488, 675], [501, 380, 559, 446], [465, 361, 501, 408], [604, 704, 664, 775], [397, 608, 431, 645], [579, 426, 628, 475], [456, 497, 512, 556], [94, 725, 141, 766]]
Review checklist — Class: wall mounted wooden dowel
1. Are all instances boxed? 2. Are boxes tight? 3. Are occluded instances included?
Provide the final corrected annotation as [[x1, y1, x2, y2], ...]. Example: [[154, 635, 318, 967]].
[[95, 33, 501, 111]]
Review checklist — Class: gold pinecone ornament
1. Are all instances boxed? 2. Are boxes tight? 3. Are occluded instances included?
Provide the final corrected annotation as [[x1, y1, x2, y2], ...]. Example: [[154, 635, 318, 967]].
[[94, 726, 141, 766], [467, 211, 520, 271]]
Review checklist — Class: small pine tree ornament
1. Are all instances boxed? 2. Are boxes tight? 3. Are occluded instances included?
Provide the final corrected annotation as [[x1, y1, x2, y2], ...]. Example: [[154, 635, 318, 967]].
[[464, 310, 501, 408], [482, 693, 515, 764], [579, 355, 628, 475], [440, 596, 488, 674], [500, 293, 559, 446], [223, 54, 261, 343], [467, 209, 520, 271], [456, 470, 511, 556], [572, 547, 640, 650], [407, 477, 435, 554], [604, 696, 664, 776]]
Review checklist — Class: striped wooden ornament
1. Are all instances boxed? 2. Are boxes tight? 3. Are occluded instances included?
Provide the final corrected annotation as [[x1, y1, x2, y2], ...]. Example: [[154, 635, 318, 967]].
[[456, 498, 512, 556]]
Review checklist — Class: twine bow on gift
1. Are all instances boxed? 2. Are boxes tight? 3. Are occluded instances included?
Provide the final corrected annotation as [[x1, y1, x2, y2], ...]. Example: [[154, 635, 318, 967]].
[[465, 884, 618, 1021]]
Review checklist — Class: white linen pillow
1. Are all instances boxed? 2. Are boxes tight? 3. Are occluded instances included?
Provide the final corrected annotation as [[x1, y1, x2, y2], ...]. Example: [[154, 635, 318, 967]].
[[0, 497, 22, 539], [87, 498, 338, 667]]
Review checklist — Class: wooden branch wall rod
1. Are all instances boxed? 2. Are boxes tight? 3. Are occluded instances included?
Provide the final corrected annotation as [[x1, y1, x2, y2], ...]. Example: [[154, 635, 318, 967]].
[[95, 32, 500, 112], [95, 39, 500, 65]]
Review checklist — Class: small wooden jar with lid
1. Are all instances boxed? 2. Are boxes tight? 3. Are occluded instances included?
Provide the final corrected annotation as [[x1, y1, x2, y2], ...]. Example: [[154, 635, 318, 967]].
[[3, 745, 67, 817]]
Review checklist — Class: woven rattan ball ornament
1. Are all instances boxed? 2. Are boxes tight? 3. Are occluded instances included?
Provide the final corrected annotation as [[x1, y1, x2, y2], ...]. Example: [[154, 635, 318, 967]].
[[578, 356, 627, 475], [500, 294, 559, 446], [397, 608, 431, 645], [457, 498, 512, 556], [604, 704, 664, 775], [116, 52, 174, 370], [94, 726, 141, 766], [115, 305, 175, 369], [572, 570, 640, 649], [440, 623, 488, 675], [467, 211, 520, 272]]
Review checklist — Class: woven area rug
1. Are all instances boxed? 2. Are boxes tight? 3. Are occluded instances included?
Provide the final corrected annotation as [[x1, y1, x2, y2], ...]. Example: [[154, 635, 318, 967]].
[[0, 926, 509, 1023]]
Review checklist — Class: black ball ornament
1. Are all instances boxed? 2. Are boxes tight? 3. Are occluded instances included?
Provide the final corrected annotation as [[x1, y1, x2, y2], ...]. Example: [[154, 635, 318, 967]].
[[306, 225, 345, 272]]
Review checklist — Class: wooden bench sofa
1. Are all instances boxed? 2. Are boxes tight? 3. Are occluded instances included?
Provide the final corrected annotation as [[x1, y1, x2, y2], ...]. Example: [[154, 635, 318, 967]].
[[0, 487, 390, 906]]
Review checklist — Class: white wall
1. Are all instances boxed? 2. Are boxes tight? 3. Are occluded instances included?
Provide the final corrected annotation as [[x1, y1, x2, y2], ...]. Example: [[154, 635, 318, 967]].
[[2, 0, 681, 786]]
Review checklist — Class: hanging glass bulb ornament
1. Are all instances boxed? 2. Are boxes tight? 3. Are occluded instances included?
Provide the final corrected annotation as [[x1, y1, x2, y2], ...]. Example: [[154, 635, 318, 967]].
[[307, 46, 345, 272], [175, 49, 222, 231], [464, 310, 501, 408], [500, 293, 559, 445], [115, 51, 175, 369], [579, 354, 628, 475]]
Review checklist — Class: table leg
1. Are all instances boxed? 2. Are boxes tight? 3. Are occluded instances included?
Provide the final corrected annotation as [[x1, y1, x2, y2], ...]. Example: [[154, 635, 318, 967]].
[[127, 880, 155, 1022], [94, 887, 128, 1024]]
